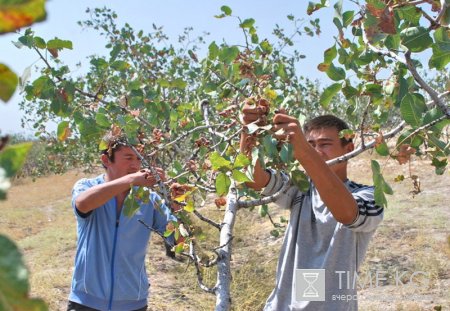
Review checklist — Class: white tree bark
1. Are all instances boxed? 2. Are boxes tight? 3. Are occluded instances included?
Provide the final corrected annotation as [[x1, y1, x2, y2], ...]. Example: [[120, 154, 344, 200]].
[[214, 182, 238, 311]]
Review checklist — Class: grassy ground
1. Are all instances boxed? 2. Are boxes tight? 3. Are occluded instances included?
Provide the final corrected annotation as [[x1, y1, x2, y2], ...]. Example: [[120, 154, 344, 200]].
[[0, 156, 449, 311]]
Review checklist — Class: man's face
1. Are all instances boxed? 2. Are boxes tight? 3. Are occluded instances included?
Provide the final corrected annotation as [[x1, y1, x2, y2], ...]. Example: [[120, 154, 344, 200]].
[[104, 146, 141, 179], [306, 127, 354, 175]]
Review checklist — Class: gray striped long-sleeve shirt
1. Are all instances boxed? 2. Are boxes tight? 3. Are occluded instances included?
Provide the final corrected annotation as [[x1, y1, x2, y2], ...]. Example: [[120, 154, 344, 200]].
[[262, 170, 383, 311]]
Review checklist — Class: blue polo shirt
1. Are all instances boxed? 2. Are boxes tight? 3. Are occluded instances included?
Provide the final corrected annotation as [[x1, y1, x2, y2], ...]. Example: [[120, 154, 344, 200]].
[[69, 174, 176, 311]]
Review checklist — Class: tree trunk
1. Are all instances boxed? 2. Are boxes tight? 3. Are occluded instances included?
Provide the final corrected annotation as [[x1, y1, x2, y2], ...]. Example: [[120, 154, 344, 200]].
[[214, 184, 238, 311]]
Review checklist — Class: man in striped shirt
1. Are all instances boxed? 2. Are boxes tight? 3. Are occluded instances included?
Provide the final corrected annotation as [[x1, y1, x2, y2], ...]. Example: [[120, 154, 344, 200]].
[[240, 108, 383, 311]]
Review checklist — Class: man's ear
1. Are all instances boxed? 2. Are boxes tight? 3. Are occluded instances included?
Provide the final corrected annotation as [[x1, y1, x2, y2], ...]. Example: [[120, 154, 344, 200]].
[[101, 154, 110, 167], [345, 142, 355, 153]]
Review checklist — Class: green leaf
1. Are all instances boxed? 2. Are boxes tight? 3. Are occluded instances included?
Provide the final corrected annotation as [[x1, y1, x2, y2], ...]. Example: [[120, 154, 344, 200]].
[[233, 153, 250, 169], [31, 76, 55, 99], [221, 5, 232, 16], [210, 151, 232, 171], [431, 157, 447, 175], [260, 39, 273, 54], [320, 82, 341, 107], [56, 121, 70, 142], [240, 18, 255, 29], [259, 204, 268, 217], [0, 143, 32, 178], [342, 83, 358, 99], [280, 143, 294, 163], [123, 189, 140, 217], [270, 229, 280, 237], [325, 63, 346, 81], [0, 0, 46, 34], [232, 169, 251, 183], [208, 41, 219, 59], [400, 93, 427, 127], [291, 170, 310, 192], [371, 160, 392, 208], [219, 46, 240, 63], [95, 112, 111, 128], [216, 172, 231, 196], [170, 78, 187, 89], [397, 6, 422, 25], [400, 27, 433, 52], [262, 135, 278, 158], [375, 141, 390, 156], [428, 28, 450, 70], [33, 36, 46, 49], [323, 45, 337, 64], [0, 63, 18, 102], [110, 60, 130, 71], [46, 38, 72, 50], [342, 10, 354, 28], [0, 235, 48, 310]]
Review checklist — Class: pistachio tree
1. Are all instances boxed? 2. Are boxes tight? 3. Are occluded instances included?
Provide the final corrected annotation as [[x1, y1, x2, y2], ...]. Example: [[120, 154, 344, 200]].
[[11, 1, 450, 310]]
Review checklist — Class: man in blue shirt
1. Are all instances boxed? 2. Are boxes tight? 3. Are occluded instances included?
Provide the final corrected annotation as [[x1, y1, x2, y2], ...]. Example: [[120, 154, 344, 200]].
[[67, 134, 176, 311]]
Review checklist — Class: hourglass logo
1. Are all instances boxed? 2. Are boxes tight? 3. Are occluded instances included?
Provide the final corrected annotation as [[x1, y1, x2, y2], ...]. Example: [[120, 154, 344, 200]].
[[295, 269, 325, 301]]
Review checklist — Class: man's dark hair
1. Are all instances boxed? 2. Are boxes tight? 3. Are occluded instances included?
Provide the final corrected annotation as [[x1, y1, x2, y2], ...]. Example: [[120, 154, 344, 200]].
[[303, 115, 352, 145], [100, 133, 129, 163]]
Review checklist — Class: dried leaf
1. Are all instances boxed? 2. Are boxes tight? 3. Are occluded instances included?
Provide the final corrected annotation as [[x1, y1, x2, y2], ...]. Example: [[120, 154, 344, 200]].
[[396, 144, 416, 164]]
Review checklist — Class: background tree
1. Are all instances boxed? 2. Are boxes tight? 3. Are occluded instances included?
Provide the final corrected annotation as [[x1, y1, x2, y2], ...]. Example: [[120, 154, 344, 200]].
[[9, 1, 450, 310]]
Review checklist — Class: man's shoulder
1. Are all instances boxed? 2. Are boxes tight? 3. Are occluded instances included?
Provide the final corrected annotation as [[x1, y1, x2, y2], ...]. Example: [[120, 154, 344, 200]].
[[346, 180, 374, 193], [73, 174, 104, 190]]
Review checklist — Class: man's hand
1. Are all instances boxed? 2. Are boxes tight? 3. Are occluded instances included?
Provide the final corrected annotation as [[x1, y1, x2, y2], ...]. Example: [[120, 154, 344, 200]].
[[272, 112, 308, 160], [130, 167, 166, 188]]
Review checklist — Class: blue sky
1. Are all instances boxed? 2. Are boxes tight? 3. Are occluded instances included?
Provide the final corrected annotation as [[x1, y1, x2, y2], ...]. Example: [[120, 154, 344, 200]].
[[0, 0, 336, 135]]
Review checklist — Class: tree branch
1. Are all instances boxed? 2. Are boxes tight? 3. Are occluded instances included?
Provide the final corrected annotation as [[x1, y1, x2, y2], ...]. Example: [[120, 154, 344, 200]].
[[193, 210, 221, 230], [404, 52, 450, 116], [237, 172, 290, 208], [214, 180, 238, 310]]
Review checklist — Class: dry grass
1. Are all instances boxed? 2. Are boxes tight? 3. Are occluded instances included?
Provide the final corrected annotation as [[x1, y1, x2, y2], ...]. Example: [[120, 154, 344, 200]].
[[0, 156, 449, 311]]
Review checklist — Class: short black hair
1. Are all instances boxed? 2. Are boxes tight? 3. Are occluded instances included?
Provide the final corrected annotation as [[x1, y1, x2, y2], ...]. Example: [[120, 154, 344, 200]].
[[303, 115, 352, 144], [100, 133, 129, 163]]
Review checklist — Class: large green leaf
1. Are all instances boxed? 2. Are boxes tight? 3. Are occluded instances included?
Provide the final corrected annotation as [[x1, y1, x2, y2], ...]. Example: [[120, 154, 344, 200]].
[[262, 135, 278, 159], [0, 0, 46, 34], [429, 28, 450, 70], [218, 46, 239, 63], [0, 63, 18, 102], [232, 169, 251, 183], [233, 153, 250, 169], [46, 38, 72, 50], [325, 63, 346, 81], [0, 142, 32, 178], [323, 45, 337, 64], [319, 82, 342, 107], [210, 151, 232, 171], [280, 143, 294, 163], [400, 93, 427, 127], [400, 27, 433, 52], [371, 160, 392, 208], [56, 121, 70, 142], [0, 235, 47, 310], [215, 172, 231, 196]]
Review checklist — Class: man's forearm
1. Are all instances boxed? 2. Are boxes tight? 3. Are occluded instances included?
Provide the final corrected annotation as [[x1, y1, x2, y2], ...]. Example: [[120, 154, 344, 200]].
[[295, 144, 358, 224], [75, 175, 134, 213]]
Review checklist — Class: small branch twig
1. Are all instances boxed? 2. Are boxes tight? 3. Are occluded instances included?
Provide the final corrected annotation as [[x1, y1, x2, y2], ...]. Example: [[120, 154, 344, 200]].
[[193, 210, 221, 230], [189, 241, 217, 294]]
